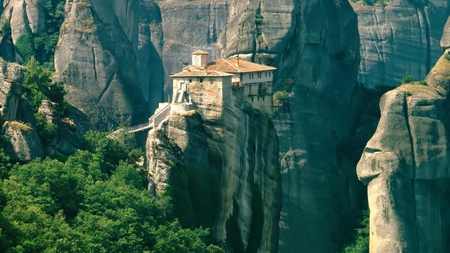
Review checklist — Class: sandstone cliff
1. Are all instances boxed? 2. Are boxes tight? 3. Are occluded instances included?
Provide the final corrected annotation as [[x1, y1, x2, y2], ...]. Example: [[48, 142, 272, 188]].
[[357, 42, 450, 252], [353, 0, 448, 88], [146, 88, 281, 252], [54, 0, 148, 130]]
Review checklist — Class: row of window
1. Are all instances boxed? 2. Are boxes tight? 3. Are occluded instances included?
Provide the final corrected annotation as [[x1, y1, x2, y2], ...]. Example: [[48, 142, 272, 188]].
[[250, 96, 270, 102], [248, 72, 272, 79]]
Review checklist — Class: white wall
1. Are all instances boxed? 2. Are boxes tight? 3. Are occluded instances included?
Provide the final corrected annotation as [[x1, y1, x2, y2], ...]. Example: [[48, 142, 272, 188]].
[[241, 71, 273, 83]]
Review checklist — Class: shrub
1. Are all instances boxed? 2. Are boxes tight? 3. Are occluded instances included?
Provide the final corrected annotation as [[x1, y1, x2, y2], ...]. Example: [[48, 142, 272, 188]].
[[8, 121, 33, 133], [35, 114, 59, 144], [0, 19, 11, 35], [273, 91, 291, 107], [255, 14, 264, 26], [15, 33, 35, 63], [402, 75, 415, 84]]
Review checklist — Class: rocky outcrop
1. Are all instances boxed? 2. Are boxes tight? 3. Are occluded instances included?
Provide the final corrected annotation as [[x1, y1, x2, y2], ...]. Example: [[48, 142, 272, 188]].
[[217, 0, 295, 63], [37, 100, 90, 157], [0, 0, 46, 61], [0, 59, 28, 125], [353, 0, 448, 88], [1, 0, 45, 41], [146, 90, 281, 252], [157, 0, 360, 251], [0, 58, 90, 159], [54, 0, 148, 130], [3, 121, 44, 162], [357, 49, 450, 251]]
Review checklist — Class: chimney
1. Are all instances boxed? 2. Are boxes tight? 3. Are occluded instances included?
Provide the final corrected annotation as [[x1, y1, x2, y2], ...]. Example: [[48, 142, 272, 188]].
[[192, 50, 209, 67], [237, 55, 240, 66]]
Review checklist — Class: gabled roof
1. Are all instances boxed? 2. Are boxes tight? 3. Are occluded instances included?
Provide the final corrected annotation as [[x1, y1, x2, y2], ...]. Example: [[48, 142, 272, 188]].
[[206, 58, 276, 73], [170, 66, 233, 78], [192, 50, 209, 55]]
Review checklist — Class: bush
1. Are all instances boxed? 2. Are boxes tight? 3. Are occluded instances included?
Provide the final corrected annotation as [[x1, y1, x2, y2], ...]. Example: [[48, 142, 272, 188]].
[[273, 91, 291, 107], [15, 33, 35, 63], [402, 75, 415, 84], [0, 19, 11, 35]]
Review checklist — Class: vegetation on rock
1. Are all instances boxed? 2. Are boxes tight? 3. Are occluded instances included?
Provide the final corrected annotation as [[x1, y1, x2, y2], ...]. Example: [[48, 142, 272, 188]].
[[22, 57, 67, 112], [349, 0, 390, 6], [15, 0, 65, 64]]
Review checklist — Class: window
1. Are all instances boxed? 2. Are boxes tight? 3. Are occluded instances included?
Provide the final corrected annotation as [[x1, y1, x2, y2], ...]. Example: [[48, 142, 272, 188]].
[[189, 79, 192, 83], [265, 72, 268, 77], [249, 74, 254, 79], [268, 72, 271, 77], [251, 97, 254, 102], [258, 72, 262, 78], [199, 78, 203, 83]]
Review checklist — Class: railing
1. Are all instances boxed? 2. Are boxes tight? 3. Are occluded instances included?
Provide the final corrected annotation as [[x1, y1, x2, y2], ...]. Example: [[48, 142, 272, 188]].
[[151, 103, 171, 128], [127, 103, 172, 133], [128, 122, 153, 133]]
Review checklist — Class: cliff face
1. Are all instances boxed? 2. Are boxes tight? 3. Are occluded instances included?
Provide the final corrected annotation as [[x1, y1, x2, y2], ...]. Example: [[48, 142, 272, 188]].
[[54, 0, 147, 130], [271, 2, 361, 253], [138, 0, 164, 111], [357, 32, 450, 251], [159, 0, 228, 92], [158, 0, 361, 252], [353, 0, 448, 88], [146, 87, 281, 252]]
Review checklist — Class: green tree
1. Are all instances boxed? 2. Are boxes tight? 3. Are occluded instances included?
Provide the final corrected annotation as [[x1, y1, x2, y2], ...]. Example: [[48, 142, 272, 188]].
[[22, 57, 53, 110], [33, 0, 66, 63], [342, 209, 369, 253], [15, 33, 35, 62], [153, 221, 211, 253]]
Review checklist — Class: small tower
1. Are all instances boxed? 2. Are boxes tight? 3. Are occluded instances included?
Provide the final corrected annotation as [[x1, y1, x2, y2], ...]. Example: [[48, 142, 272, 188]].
[[191, 50, 209, 67]]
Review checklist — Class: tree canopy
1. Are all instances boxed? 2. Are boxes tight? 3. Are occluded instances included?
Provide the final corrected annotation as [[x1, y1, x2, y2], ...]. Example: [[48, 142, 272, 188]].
[[0, 132, 223, 253]]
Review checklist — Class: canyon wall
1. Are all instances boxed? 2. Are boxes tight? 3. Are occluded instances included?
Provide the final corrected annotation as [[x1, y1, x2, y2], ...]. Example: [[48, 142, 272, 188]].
[[353, 0, 448, 88]]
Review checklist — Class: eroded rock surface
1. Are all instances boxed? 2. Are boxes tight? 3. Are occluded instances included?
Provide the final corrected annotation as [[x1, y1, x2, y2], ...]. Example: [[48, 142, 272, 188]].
[[139, 0, 164, 111], [54, 0, 148, 130], [159, 0, 228, 91], [3, 121, 44, 162], [357, 51, 450, 252], [353, 0, 447, 87], [146, 87, 281, 252]]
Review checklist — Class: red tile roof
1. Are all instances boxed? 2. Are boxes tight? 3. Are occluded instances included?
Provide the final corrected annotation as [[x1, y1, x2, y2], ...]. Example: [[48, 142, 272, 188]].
[[206, 58, 276, 73]]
